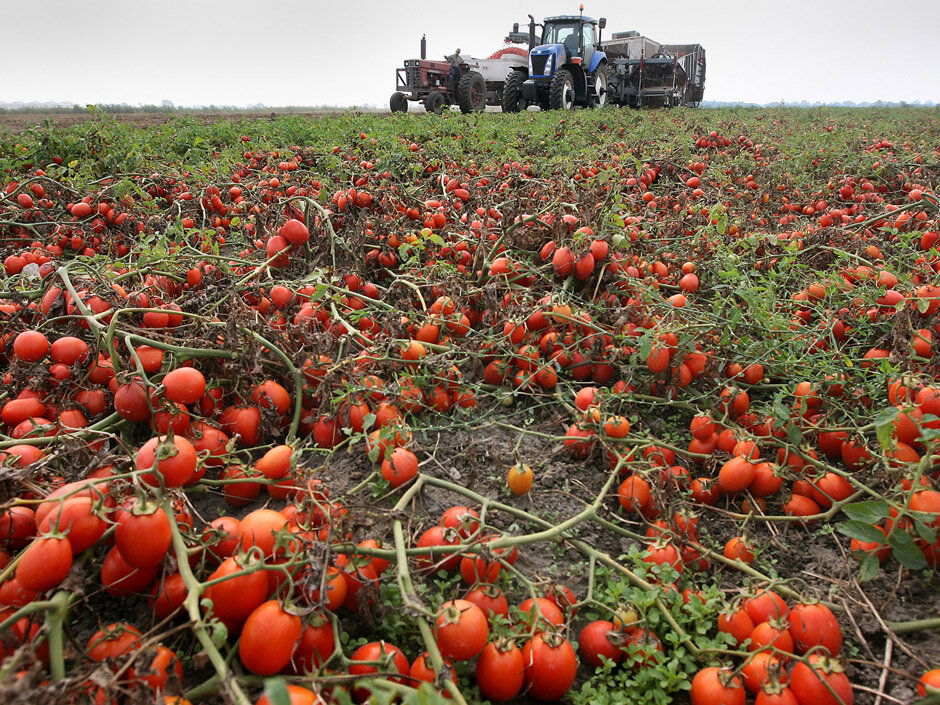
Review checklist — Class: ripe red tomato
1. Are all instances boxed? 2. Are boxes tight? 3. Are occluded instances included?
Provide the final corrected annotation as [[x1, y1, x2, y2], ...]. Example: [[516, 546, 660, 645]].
[[348, 641, 410, 703], [434, 599, 488, 660], [203, 556, 269, 626], [381, 447, 418, 488], [787, 602, 842, 655], [162, 367, 206, 405], [517, 596, 565, 630], [135, 435, 197, 487], [37, 496, 107, 554], [690, 666, 746, 705], [114, 504, 172, 568], [15, 535, 73, 593], [789, 654, 853, 705], [12, 330, 49, 362], [522, 633, 578, 701], [463, 585, 509, 622], [475, 641, 524, 702], [101, 545, 160, 596], [918, 668, 940, 697], [239, 600, 302, 675], [579, 620, 623, 668], [290, 616, 336, 673]]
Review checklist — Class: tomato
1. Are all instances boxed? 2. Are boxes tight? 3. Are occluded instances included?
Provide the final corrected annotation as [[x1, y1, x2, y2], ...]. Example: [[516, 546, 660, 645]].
[[15, 535, 73, 593], [414, 526, 460, 572], [140, 644, 183, 693], [135, 435, 197, 487], [239, 508, 288, 558], [255, 444, 293, 480], [749, 620, 794, 654], [49, 336, 90, 366], [756, 684, 799, 705], [435, 599, 488, 661], [517, 597, 565, 630], [579, 620, 623, 668], [723, 536, 755, 563], [203, 556, 269, 627], [87, 622, 143, 661], [618, 474, 652, 513], [787, 602, 842, 655], [744, 589, 789, 625], [690, 666, 746, 705], [348, 641, 410, 703], [409, 651, 457, 691], [150, 572, 187, 620], [290, 615, 336, 673], [522, 633, 577, 701], [114, 378, 152, 422], [789, 654, 853, 705], [381, 447, 418, 488], [475, 640, 524, 702], [718, 607, 755, 646], [507, 462, 534, 494], [114, 504, 172, 568], [256, 684, 322, 705], [0, 505, 37, 549], [101, 545, 160, 596], [463, 585, 509, 622], [741, 650, 787, 694], [718, 456, 756, 494], [439, 506, 480, 538], [203, 516, 242, 563], [12, 330, 49, 362], [918, 668, 940, 697], [239, 600, 302, 675]]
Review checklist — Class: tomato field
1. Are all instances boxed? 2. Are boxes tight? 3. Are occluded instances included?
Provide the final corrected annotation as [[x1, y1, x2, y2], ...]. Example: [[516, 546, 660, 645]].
[[1, 106, 939, 705]]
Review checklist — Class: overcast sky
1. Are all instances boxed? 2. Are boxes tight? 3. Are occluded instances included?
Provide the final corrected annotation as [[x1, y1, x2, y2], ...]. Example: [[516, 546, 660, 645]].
[[3, 0, 939, 107]]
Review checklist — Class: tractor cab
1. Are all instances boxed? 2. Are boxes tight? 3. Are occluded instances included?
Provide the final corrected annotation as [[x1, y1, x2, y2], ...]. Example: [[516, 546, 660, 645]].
[[521, 11, 608, 110]]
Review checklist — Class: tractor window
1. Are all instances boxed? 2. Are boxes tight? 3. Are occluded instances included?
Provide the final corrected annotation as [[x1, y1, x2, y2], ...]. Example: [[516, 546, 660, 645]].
[[542, 22, 578, 46], [582, 24, 595, 48]]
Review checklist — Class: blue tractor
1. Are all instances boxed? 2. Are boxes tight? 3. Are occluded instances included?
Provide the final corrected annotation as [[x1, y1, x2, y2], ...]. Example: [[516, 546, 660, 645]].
[[505, 9, 608, 112]]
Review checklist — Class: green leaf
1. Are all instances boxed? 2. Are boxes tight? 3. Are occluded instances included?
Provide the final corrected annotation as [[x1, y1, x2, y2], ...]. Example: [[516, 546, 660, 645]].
[[262, 679, 291, 705], [913, 519, 938, 544], [842, 500, 890, 523], [838, 520, 887, 544], [857, 551, 881, 582], [888, 532, 928, 570]]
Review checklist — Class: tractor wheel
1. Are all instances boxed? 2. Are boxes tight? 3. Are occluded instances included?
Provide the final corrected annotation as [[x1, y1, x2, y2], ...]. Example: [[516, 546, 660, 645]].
[[389, 92, 408, 113], [424, 91, 446, 115], [501, 71, 527, 113], [457, 71, 487, 113], [549, 69, 575, 110], [589, 64, 608, 108]]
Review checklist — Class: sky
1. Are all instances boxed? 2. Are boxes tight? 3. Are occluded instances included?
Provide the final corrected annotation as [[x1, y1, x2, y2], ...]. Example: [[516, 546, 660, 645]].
[[3, 0, 939, 108]]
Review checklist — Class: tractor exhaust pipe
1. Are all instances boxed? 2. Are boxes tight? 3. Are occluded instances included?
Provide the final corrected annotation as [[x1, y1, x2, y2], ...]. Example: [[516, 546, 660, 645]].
[[420, 34, 426, 60], [528, 14, 536, 50]]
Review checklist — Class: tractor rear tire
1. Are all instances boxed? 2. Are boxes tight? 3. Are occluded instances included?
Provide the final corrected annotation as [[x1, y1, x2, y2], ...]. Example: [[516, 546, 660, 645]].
[[457, 71, 487, 113], [549, 69, 575, 110], [390, 92, 408, 113], [424, 91, 446, 115], [501, 71, 527, 113]]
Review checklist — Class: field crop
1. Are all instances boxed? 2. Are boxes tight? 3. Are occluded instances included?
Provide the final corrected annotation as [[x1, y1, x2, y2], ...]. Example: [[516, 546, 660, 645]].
[[0, 106, 939, 705]]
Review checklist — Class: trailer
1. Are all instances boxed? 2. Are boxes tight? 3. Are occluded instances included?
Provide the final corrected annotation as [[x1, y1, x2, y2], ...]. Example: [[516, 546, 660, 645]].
[[506, 13, 705, 111], [390, 34, 529, 114]]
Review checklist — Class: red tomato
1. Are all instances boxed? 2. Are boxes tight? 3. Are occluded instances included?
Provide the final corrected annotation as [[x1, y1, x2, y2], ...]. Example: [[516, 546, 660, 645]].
[[579, 620, 623, 668], [239, 600, 302, 675], [690, 666, 746, 705], [789, 654, 853, 705], [203, 556, 269, 626], [381, 447, 419, 488], [15, 535, 73, 593], [135, 435, 197, 487], [475, 641, 525, 702], [162, 367, 206, 405], [348, 641, 410, 703], [787, 602, 842, 655], [114, 504, 172, 568], [522, 633, 578, 701], [435, 599, 488, 660]]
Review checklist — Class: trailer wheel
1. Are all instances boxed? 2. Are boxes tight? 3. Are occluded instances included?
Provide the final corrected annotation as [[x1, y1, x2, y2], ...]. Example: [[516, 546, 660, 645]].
[[501, 71, 527, 113], [389, 92, 408, 113], [457, 71, 487, 113], [589, 65, 608, 108], [424, 91, 446, 115], [549, 69, 575, 110]]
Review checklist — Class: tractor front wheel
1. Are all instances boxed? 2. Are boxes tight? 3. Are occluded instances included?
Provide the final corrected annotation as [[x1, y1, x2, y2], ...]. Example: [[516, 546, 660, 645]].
[[549, 69, 575, 110], [389, 92, 408, 113], [457, 71, 487, 113]]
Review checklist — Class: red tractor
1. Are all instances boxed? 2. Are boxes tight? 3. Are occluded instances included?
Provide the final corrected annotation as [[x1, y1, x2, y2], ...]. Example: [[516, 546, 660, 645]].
[[390, 32, 529, 114]]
